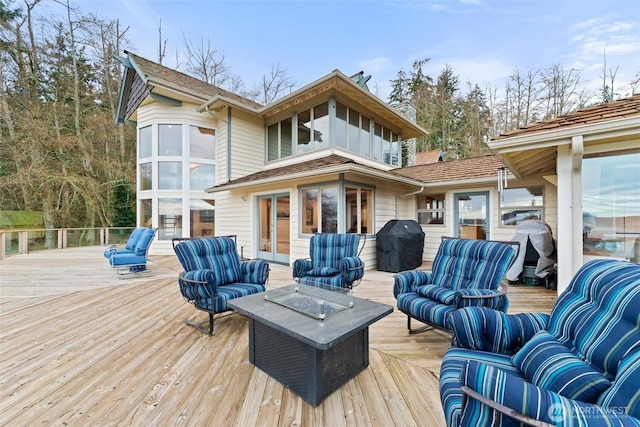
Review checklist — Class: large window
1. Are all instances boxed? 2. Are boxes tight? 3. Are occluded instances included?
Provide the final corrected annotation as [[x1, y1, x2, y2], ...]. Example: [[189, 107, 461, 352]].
[[267, 100, 401, 165], [417, 194, 445, 225], [302, 184, 373, 235], [582, 150, 640, 263], [137, 123, 216, 240], [302, 187, 338, 234], [499, 187, 544, 226]]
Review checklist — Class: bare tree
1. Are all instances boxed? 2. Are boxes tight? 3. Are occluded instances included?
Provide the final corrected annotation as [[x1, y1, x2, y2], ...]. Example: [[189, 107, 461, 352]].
[[182, 34, 230, 87], [600, 52, 619, 103], [257, 63, 297, 105], [539, 64, 589, 118], [158, 19, 166, 64]]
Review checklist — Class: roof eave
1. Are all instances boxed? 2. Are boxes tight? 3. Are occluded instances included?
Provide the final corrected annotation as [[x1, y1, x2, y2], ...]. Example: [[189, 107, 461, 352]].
[[205, 163, 426, 194], [490, 116, 640, 151]]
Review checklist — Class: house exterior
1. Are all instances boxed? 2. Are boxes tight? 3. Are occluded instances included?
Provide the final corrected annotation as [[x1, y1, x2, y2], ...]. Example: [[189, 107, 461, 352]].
[[488, 95, 640, 292], [116, 51, 639, 294]]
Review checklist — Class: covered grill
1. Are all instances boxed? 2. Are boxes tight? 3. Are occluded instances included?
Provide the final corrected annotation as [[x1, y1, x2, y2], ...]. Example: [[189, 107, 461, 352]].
[[376, 220, 425, 273], [506, 219, 557, 288]]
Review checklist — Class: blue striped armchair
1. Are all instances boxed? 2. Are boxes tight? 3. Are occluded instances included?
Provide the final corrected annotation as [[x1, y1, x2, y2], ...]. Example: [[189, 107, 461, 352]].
[[440, 259, 640, 426], [292, 233, 365, 289], [393, 237, 518, 334], [173, 237, 269, 335]]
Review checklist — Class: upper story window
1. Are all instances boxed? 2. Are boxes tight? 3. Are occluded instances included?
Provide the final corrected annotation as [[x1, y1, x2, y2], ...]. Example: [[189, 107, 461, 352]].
[[417, 194, 445, 225], [139, 125, 152, 158], [499, 187, 544, 226], [189, 126, 215, 160], [137, 123, 217, 193], [267, 99, 402, 165], [158, 124, 182, 156]]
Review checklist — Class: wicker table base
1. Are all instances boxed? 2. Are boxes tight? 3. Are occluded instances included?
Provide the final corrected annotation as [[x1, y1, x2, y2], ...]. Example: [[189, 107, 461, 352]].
[[228, 284, 392, 406]]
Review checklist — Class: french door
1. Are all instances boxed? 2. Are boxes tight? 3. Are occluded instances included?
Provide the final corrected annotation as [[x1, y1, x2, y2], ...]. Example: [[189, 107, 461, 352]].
[[257, 194, 290, 263]]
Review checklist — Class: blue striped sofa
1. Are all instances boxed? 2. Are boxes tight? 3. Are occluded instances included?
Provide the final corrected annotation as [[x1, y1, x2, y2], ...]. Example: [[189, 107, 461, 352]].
[[393, 238, 517, 334], [173, 237, 269, 335], [440, 259, 640, 426], [292, 233, 364, 289]]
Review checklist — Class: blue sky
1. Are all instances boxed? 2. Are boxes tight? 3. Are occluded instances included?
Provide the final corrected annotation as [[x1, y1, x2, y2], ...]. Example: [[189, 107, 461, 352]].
[[75, 0, 639, 101]]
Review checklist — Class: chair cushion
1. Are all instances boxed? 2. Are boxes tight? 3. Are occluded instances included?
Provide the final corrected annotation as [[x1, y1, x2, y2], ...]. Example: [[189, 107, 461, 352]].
[[596, 350, 640, 418], [546, 259, 640, 379], [134, 228, 155, 255], [125, 227, 144, 251], [396, 292, 456, 329], [109, 252, 147, 267], [440, 347, 522, 427], [307, 267, 340, 277], [417, 284, 456, 304], [512, 330, 611, 403], [310, 233, 360, 270], [431, 239, 516, 292], [174, 238, 241, 285]]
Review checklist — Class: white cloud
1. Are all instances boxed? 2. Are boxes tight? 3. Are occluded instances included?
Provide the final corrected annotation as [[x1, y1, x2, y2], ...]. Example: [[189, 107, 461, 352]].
[[358, 56, 392, 74]]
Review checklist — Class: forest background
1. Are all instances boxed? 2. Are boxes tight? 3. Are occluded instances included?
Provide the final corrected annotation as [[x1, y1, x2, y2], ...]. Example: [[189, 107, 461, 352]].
[[1, 0, 638, 231]]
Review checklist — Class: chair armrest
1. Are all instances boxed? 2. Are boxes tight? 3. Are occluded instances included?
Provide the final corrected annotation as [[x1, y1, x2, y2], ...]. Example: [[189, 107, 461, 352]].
[[178, 270, 218, 302], [339, 257, 365, 282], [292, 259, 313, 279], [393, 270, 432, 298], [239, 260, 270, 285], [449, 306, 549, 355], [454, 285, 508, 311], [460, 361, 638, 427]]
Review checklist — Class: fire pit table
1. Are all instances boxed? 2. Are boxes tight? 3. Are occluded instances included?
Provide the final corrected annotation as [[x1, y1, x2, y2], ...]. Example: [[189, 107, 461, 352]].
[[227, 283, 393, 406]]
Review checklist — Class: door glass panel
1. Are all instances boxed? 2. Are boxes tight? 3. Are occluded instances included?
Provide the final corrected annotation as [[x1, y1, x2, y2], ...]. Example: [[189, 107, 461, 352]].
[[276, 196, 290, 255], [457, 193, 488, 240], [259, 198, 272, 252]]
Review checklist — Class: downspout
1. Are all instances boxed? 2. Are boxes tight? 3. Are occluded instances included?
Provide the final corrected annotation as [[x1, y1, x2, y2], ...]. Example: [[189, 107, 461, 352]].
[[395, 186, 424, 218], [227, 106, 232, 182]]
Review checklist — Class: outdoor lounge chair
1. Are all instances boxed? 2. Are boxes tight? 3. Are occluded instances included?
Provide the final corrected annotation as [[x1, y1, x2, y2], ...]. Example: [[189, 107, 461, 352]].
[[103, 227, 147, 258], [173, 237, 269, 336], [393, 237, 518, 335], [292, 233, 365, 289], [440, 259, 640, 426], [105, 227, 156, 277]]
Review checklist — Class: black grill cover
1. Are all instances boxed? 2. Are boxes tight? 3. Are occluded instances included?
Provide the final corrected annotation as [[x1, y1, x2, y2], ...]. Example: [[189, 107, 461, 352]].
[[376, 220, 425, 272]]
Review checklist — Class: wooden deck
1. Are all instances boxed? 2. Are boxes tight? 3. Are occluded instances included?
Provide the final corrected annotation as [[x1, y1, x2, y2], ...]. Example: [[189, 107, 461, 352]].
[[0, 248, 557, 426]]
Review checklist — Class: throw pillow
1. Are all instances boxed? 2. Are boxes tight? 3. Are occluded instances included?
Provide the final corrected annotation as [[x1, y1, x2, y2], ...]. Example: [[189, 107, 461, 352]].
[[512, 330, 611, 403]]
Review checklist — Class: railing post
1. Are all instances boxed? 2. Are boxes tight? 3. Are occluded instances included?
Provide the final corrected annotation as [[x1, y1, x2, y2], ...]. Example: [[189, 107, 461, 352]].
[[101, 228, 106, 245], [0, 232, 5, 259], [58, 229, 63, 249], [19, 231, 28, 254]]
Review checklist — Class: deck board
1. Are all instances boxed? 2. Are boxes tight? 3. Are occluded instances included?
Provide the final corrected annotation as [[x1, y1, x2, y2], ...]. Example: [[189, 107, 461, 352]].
[[0, 247, 556, 426]]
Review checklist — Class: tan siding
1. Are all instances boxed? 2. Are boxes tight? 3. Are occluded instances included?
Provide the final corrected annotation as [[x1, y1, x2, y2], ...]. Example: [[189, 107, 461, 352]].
[[136, 102, 216, 126], [229, 108, 265, 180]]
